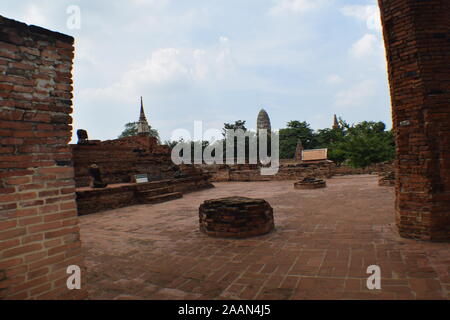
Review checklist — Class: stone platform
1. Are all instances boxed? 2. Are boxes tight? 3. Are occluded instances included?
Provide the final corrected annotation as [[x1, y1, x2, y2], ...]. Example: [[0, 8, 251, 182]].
[[378, 172, 395, 187], [294, 177, 327, 189], [199, 197, 274, 238], [76, 175, 213, 215], [79, 175, 450, 300]]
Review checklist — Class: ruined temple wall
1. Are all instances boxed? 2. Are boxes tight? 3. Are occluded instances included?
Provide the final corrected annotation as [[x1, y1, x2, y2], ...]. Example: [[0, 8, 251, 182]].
[[332, 162, 394, 176], [379, 0, 450, 240], [71, 137, 178, 187], [0, 16, 86, 299], [197, 161, 334, 182]]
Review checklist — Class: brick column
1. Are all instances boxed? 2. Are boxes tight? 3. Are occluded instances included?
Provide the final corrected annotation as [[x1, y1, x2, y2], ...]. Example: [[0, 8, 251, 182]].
[[0, 16, 87, 298], [378, 0, 450, 241]]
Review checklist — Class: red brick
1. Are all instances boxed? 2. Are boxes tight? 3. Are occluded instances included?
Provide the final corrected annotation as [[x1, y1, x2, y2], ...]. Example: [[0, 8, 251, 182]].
[[0, 228, 26, 241], [0, 220, 17, 231], [2, 243, 43, 258]]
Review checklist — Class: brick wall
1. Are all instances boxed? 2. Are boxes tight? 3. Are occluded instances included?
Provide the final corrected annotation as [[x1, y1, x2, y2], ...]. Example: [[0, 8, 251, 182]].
[[378, 0, 450, 241], [197, 161, 334, 182], [0, 16, 87, 299], [71, 135, 178, 187]]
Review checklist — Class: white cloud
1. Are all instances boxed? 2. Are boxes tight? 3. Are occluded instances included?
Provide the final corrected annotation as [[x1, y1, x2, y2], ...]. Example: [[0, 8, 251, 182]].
[[128, 0, 169, 8], [80, 37, 236, 102], [269, 0, 329, 15], [326, 74, 343, 85], [335, 80, 377, 108], [21, 4, 47, 27], [350, 33, 383, 59], [340, 5, 382, 31]]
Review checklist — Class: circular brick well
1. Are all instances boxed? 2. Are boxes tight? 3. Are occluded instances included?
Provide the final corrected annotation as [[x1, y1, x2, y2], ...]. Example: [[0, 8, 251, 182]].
[[294, 177, 326, 189], [199, 197, 274, 238]]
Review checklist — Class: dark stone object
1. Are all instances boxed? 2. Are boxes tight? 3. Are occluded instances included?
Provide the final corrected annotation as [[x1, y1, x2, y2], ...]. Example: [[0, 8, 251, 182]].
[[88, 164, 108, 188], [199, 196, 274, 238], [294, 177, 326, 189], [77, 129, 88, 145]]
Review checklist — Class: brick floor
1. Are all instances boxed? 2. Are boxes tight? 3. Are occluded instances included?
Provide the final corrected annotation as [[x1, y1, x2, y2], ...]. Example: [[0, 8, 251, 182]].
[[79, 175, 449, 300]]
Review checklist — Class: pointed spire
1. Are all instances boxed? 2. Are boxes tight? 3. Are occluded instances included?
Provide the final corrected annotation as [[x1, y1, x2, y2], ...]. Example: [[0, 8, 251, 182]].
[[137, 96, 150, 135], [139, 96, 147, 121], [295, 139, 303, 161], [257, 108, 271, 132], [333, 114, 339, 130]]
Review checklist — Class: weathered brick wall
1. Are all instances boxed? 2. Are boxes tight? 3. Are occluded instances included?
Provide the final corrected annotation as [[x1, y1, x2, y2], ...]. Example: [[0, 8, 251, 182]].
[[0, 16, 86, 299], [196, 161, 334, 182], [332, 162, 394, 176], [378, 0, 450, 241], [71, 136, 178, 187]]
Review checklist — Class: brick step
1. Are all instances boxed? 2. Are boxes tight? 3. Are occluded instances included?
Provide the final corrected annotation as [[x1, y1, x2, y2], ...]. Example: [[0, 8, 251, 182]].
[[135, 179, 173, 191], [137, 186, 174, 197], [140, 192, 183, 204]]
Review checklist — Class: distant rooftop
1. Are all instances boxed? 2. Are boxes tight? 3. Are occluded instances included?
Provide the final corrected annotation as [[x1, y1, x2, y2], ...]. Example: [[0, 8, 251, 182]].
[[302, 148, 328, 161]]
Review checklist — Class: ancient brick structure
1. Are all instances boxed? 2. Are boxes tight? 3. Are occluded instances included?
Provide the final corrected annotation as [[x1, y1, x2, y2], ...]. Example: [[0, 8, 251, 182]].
[[256, 109, 271, 133], [332, 114, 339, 130], [199, 197, 274, 238], [71, 135, 178, 187], [294, 140, 303, 161], [378, 0, 450, 241], [0, 16, 86, 299], [332, 161, 394, 176], [197, 160, 334, 182], [378, 171, 395, 187], [76, 173, 212, 215], [294, 177, 327, 190], [71, 134, 213, 215]]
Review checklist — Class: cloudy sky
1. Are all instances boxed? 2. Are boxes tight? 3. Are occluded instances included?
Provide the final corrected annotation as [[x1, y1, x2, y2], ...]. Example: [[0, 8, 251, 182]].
[[1, 0, 391, 142]]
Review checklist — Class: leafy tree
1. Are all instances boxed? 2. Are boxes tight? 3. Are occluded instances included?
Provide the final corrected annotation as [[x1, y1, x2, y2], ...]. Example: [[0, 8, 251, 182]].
[[340, 121, 395, 167], [222, 120, 247, 137], [163, 140, 178, 149], [118, 121, 160, 142], [278, 118, 395, 167], [279, 121, 316, 159], [323, 121, 394, 167]]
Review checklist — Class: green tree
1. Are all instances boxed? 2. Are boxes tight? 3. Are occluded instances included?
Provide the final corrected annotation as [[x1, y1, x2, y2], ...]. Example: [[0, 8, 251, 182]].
[[222, 120, 247, 137], [341, 121, 395, 167], [279, 121, 316, 159], [326, 121, 395, 167], [118, 121, 160, 142], [222, 120, 257, 162]]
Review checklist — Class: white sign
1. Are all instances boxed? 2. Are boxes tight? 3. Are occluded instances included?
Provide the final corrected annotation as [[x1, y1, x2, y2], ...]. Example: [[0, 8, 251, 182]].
[[135, 174, 148, 183]]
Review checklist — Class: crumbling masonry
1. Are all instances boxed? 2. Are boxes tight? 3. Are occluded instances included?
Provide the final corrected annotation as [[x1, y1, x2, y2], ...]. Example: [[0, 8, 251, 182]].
[[1, 0, 450, 300], [0, 16, 87, 298], [378, 0, 450, 241]]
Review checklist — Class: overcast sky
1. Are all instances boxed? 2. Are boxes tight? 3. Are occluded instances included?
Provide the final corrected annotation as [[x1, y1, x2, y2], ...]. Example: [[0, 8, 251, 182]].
[[1, 0, 391, 142]]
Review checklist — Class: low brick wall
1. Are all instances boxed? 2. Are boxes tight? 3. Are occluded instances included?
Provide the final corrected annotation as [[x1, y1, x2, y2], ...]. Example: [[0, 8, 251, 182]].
[[71, 136, 177, 187], [76, 174, 213, 215], [197, 161, 334, 182], [332, 162, 394, 176]]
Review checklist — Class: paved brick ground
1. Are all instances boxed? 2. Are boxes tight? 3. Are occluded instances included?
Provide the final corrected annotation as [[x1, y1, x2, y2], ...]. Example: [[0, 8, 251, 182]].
[[79, 175, 449, 300]]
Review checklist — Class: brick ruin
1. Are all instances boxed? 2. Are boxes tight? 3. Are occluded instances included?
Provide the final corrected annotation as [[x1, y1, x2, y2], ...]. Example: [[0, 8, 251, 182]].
[[0, 16, 86, 299], [294, 177, 327, 190], [378, 171, 395, 187], [197, 160, 396, 182], [197, 160, 334, 182], [1, 0, 450, 300], [72, 133, 213, 215], [378, 0, 450, 241], [199, 197, 274, 238]]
